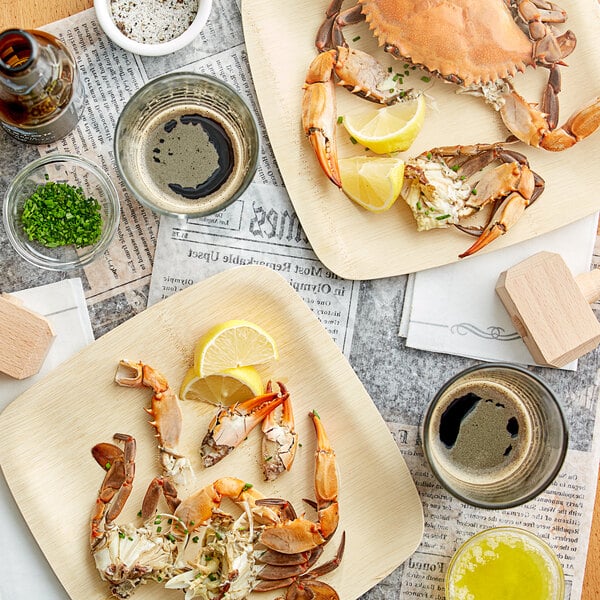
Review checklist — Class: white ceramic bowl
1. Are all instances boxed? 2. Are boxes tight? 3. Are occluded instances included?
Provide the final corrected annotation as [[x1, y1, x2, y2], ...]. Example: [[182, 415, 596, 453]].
[[94, 0, 212, 56]]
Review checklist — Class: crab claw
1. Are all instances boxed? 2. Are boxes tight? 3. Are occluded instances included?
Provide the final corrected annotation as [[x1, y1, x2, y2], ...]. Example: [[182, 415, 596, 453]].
[[262, 383, 299, 481], [459, 191, 531, 258], [259, 410, 339, 554], [302, 49, 342, 187], [115, 360, 191, 484], [201, 388, 288, 467]]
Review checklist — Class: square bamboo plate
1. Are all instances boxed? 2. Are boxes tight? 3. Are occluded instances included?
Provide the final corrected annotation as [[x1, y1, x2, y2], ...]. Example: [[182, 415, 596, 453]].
[[242, 0, 600, 279], [0, 265, 424, 599]]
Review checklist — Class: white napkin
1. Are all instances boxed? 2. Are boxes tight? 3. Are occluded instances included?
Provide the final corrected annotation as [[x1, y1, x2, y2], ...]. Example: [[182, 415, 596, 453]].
[[0, 278, 94, 600], [400, 214, 599, 371]]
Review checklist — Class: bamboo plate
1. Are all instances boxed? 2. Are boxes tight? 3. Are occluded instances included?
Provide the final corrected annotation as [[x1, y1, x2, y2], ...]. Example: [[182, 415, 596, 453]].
[[242, 0, 600, 279], [0, 265, 424, 600]]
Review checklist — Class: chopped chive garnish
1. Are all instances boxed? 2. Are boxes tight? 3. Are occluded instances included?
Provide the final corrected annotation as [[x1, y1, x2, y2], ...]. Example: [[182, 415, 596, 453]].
[[337, 116, 344, 124], [436, 214, 451, 220], [421, 76, 431, 82]]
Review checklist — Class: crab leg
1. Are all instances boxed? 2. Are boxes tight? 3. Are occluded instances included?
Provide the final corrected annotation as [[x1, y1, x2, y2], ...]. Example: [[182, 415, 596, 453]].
[[303, 50, 342, 187], [172, 476, 281, 537], [115, 360, 192, 484], [262, 382, 299, 481], [259, 411, 339, 555], [201, 387, 288, 467], [90, 433, 135, 546], [141, 476, 181, 519]]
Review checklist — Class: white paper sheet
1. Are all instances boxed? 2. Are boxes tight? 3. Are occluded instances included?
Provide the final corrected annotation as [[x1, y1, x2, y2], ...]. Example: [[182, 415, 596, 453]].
[[399, 214, 599, 370]]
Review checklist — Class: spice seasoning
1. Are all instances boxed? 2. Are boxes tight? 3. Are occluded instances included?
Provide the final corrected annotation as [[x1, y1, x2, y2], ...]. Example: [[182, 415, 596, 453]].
[[110, 0, 199, 44], [21, 180, 103, 248]]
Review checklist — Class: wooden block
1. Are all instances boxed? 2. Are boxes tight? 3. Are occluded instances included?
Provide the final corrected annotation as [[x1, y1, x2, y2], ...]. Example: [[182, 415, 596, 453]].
[[496, 252, 600, 368], [0, 294, 55, 379]]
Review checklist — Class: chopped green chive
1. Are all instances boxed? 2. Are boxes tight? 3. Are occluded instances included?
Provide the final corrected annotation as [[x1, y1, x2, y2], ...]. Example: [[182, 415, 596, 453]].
[[337, 116, 344, 124], [242, 482, 253, 492], [421, 76, 431, 83], [352, 36, 361, 42], [471, 188, 478, 195], [436, 214, 451, 220], [426, 152, 433, 160], [20, 180, 103, 248], [104, 462, 111, 470], [350, 136, 358, 144], [192, 536, 200, 543], [450, 164, 460, 172]]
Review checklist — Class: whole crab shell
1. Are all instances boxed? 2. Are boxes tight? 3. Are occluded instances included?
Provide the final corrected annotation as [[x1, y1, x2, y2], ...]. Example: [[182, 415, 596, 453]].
[[358, 0, 535, 85]]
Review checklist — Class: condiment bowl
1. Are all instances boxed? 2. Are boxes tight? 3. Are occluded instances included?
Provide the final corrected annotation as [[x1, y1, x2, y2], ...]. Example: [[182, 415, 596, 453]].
[[3, 154, 120, 271], [94, 0, 212, 56]]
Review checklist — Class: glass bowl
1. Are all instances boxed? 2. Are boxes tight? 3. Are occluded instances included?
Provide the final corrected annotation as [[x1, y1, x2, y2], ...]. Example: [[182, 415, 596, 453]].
[[422, 363, 568, 509], [3, 154, 120, 271], [446, 527, 564, 600], [114, 72, 259, 218]]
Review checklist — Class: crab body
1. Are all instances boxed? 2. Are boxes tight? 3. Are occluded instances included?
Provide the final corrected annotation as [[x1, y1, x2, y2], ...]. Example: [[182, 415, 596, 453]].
[[359, 0, 534, 86]]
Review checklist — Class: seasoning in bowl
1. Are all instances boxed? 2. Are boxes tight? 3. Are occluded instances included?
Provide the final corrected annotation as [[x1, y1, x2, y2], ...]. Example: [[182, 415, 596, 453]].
[[110, 0, 199, 44], [21, 178, 103, 248]]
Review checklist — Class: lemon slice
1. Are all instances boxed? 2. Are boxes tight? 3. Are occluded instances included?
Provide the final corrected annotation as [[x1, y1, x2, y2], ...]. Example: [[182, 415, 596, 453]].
[[194, 319, 278, 377], [179, 366, 264, 404], [341, 93, 426, 154], [339, 156, 405, 212]]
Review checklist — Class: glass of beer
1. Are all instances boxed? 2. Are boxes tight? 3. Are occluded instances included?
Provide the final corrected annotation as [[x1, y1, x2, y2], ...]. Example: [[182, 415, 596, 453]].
[[422, 363, 568, 509]]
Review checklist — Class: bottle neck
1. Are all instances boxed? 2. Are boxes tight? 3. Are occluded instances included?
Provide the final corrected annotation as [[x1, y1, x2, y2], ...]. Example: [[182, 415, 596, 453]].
[[0, 29, 38, 76]]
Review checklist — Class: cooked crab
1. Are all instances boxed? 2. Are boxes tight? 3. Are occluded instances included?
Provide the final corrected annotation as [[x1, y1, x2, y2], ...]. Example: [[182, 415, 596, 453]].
[[400, 142, 545, 256], [303, 0, 600, 187]]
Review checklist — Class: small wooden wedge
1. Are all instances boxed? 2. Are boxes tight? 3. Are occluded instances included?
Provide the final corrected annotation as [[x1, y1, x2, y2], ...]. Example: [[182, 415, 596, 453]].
[[496, 251, 600, 368], [0, 293, 55, 379]]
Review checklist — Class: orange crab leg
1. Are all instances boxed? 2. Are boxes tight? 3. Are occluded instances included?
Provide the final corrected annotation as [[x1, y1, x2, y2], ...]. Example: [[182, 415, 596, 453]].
[[303, 50, 342, 187], [90, 433, 135, 545], [201, 388, 288, 467], [115, 360, 191, 483], [172, 476, 281, 536], [459, 190, 532, 258], [260, 411, 339, 554]]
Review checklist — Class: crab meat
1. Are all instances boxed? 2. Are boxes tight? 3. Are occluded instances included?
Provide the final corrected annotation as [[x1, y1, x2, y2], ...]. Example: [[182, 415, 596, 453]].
[[401, 142, 545, 257], [200, 385, 288, 467], [262, 382, 299, 481]]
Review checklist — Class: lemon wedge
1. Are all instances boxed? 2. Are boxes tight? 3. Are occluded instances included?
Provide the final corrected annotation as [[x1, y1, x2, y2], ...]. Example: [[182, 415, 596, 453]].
[[339, 156, 405, 212], [179, 365, 264, 404], [194, 319, 278, 377], [341, 93, 426, 154]]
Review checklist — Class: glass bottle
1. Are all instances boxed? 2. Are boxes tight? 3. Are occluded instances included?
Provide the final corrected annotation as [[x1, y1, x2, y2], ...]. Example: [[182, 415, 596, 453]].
[[0, 29, 85, 144]]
